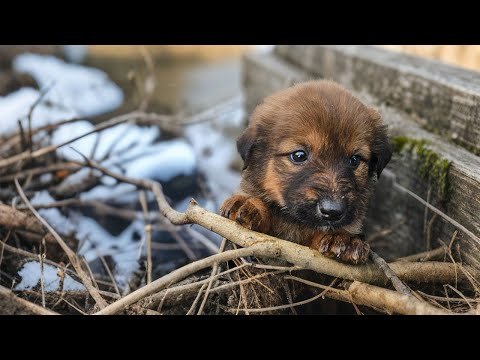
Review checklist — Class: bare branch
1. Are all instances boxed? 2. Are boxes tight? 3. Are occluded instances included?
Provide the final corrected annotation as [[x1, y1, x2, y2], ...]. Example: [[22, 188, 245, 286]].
[[370, 250, 411, 296], [394, 182, 480, 247], [0, 285, 58, 315]]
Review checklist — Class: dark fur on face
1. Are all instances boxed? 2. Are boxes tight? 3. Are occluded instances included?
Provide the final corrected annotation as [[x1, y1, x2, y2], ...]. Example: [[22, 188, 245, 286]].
[[221, 80, 392, 264]]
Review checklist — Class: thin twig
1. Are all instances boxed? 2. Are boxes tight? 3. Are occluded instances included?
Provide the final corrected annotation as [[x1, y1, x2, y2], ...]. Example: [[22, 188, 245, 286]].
[[233, 279, 337, 314], [99, 254, 121, 296], [395, 246, 447, 262], [39, 244, 46, 308], [0, 111, 144, 170], [26, 84, 54, 153], [197, 238, 227, 315], [139, 191, 152, 284], [186, 283, 208, 315], [0, 162, 81, 183], [423, 187, 432, 249], [94, 244, 277, 315], [394, 182, 480, 246], [370, 250, 412, 296], [72, 156, 188, 225], [14, 178, 107, 309]]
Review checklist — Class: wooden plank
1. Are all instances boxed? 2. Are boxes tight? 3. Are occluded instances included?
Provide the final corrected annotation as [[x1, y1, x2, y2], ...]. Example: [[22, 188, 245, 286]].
[[275, 45, 480, 155], [242, 51, 480, 268]]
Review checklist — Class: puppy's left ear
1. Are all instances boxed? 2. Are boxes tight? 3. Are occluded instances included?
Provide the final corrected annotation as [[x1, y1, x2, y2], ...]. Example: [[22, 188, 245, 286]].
[[369, 109, 392, 179], [237, 126, 257, 170]]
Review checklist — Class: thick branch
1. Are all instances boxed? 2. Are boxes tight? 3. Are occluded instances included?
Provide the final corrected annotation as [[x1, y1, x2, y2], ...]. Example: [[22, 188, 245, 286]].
[[286, 277, 447, 315], [0, 204, 57, 244], [0, 285, 58, 315], [185, 201, 478, 287]]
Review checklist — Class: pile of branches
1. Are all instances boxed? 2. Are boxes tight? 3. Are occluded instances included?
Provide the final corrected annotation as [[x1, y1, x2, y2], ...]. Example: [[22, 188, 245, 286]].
[[1, 103, 480, 315]]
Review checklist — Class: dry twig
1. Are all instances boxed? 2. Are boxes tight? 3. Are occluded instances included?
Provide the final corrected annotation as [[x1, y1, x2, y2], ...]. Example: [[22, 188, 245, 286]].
[[370, 250, 411, 296]]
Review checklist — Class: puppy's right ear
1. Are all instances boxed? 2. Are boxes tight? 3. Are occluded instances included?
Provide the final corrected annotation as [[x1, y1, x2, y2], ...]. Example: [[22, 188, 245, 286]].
[[237, 126, 256, 170]]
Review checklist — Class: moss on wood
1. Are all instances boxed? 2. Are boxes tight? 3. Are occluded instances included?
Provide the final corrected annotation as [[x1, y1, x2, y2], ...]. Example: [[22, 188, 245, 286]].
[[392, 136, 451, 200]]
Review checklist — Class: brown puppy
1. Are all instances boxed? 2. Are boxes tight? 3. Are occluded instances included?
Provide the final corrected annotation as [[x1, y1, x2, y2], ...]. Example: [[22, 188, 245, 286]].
[[220, 80, 392, 264]]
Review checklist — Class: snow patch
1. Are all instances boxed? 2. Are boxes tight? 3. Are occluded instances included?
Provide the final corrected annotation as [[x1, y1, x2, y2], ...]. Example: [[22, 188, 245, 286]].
[[15, 261, 86, 292], [13, 53, 123, 117], [0, 88, 78, 136], [31, 191, 76, 235], [124, 139, 196, 181], [73, 213, 143, 286]]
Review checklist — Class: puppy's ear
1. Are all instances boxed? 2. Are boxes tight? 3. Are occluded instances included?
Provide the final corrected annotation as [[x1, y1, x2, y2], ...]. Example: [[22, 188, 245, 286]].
[[237, 126, 257, 170], [369, 109, 392, 179]]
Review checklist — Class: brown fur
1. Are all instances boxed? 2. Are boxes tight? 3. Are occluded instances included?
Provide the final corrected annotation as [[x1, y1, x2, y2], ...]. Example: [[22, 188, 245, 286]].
[[220, 80, 392, 264]]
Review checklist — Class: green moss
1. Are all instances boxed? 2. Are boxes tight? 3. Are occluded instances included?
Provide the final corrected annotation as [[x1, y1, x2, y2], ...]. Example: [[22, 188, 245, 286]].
[[391, 136, 451, 199]]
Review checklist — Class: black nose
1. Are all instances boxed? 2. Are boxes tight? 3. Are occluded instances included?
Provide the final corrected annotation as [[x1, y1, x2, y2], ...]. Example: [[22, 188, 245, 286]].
[[318, 199, 346, 221]]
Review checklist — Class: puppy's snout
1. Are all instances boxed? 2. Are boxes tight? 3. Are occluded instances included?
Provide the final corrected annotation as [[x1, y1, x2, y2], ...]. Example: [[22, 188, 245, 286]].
[[318, 198, 346, 221]]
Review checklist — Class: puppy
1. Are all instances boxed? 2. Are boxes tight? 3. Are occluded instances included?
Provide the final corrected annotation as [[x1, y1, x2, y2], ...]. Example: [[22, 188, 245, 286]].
[[220, 80, 392, 264]]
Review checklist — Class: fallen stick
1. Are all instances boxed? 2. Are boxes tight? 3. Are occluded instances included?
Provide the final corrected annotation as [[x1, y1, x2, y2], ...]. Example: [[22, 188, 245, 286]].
[[0, 285, 58, 315], [285, 276, 447, 315], [0, 204, 57, 245]]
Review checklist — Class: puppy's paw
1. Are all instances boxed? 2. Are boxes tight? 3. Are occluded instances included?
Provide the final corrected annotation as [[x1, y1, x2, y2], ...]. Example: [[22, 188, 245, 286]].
[[311, 233, 369, 265], [343, 236, 370, 265], [220, 195, 271, 233]]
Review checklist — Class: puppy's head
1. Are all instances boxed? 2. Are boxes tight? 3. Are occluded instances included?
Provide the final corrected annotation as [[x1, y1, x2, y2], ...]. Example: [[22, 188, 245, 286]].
[[238, 80, 391, 234]]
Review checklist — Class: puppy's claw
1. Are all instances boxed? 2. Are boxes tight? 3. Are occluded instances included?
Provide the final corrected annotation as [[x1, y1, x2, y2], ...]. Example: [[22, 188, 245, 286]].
[[346, 238, 370, 265], [220, 195, 272, 234], [313, 233, 369, 265]]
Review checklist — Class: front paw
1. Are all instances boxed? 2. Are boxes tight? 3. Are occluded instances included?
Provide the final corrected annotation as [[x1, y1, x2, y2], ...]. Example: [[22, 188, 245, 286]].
[[312, 233, 370, 265], [220, 195, 271, 233]]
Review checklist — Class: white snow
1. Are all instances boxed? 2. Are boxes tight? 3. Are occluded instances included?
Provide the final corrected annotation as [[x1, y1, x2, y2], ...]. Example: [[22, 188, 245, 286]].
[[31, 191, 76, 235], [13, 53, 123, 117], [15, 261, 86, 292], [80, 182, 138, 203], [73, 213, 144, 287], [51, 121, 160, 163], [0, 87, 78, 136], [77, 139, 196, 203], [123, 139, 196, 181]]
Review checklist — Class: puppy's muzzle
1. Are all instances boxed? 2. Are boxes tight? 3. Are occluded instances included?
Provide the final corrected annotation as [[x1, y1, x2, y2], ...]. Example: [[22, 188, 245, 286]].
[[317, 198, 346, 221]]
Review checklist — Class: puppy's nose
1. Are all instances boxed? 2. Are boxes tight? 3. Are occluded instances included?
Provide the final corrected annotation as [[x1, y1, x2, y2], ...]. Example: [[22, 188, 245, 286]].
[[318, 199, 345, 221]]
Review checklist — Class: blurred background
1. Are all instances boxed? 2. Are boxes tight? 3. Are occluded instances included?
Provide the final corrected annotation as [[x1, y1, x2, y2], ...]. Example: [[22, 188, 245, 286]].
[[3, 45, 480, 117]]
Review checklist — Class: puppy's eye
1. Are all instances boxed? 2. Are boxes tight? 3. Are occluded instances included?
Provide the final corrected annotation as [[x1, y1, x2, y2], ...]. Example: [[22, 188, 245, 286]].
[[289, 150, 308, 164], [349, 154, 362, 168]]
